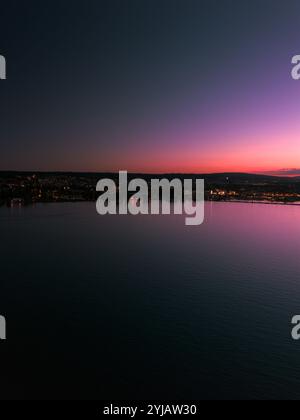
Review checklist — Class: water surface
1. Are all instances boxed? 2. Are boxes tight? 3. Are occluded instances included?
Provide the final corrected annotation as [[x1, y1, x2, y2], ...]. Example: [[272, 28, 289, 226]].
[[1, 202, 300, 399]]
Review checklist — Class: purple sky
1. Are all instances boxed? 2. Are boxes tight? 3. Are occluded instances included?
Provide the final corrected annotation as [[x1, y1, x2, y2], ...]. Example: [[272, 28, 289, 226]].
[[1, 0, 300, 173]]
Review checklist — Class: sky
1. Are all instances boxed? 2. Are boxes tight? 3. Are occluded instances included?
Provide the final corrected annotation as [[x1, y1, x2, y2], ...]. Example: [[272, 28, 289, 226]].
[[1, 0, 300, 174]]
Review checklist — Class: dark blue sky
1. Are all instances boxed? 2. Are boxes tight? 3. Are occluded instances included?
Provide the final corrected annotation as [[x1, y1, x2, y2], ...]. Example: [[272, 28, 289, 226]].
[[1, 0, 300, 173]]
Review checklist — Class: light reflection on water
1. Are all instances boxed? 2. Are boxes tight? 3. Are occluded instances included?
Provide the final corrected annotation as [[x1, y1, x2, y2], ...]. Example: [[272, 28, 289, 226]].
[[0, 201, 300, 399]]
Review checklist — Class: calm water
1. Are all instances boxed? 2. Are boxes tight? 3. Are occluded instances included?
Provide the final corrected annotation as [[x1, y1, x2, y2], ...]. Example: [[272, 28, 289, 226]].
[[1, 202, 300, 400]]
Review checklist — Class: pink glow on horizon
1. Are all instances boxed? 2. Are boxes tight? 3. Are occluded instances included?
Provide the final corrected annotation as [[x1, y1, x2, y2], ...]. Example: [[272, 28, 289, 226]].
[[84, 131, 300, 175]]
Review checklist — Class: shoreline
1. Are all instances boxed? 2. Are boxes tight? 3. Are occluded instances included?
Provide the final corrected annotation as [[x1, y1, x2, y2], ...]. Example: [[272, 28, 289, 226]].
[[207, 199, 300, 206], [2, 199, 300, 208]]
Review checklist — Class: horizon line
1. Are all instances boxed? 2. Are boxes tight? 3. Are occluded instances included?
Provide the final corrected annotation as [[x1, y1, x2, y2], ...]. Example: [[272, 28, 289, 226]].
[[0, 170, 299, 178]]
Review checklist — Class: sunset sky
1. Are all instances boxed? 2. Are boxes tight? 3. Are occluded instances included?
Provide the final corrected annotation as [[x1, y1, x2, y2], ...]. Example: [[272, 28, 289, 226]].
[[1, 0, 300, 174]]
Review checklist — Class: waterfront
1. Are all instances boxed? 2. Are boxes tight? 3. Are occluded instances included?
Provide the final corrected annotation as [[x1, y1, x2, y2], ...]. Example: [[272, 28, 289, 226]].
[[1, 172, 300, 207]]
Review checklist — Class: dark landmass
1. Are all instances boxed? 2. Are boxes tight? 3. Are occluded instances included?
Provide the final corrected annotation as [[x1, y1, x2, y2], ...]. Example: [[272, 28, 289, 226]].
[[1, 171, 300, 207]]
